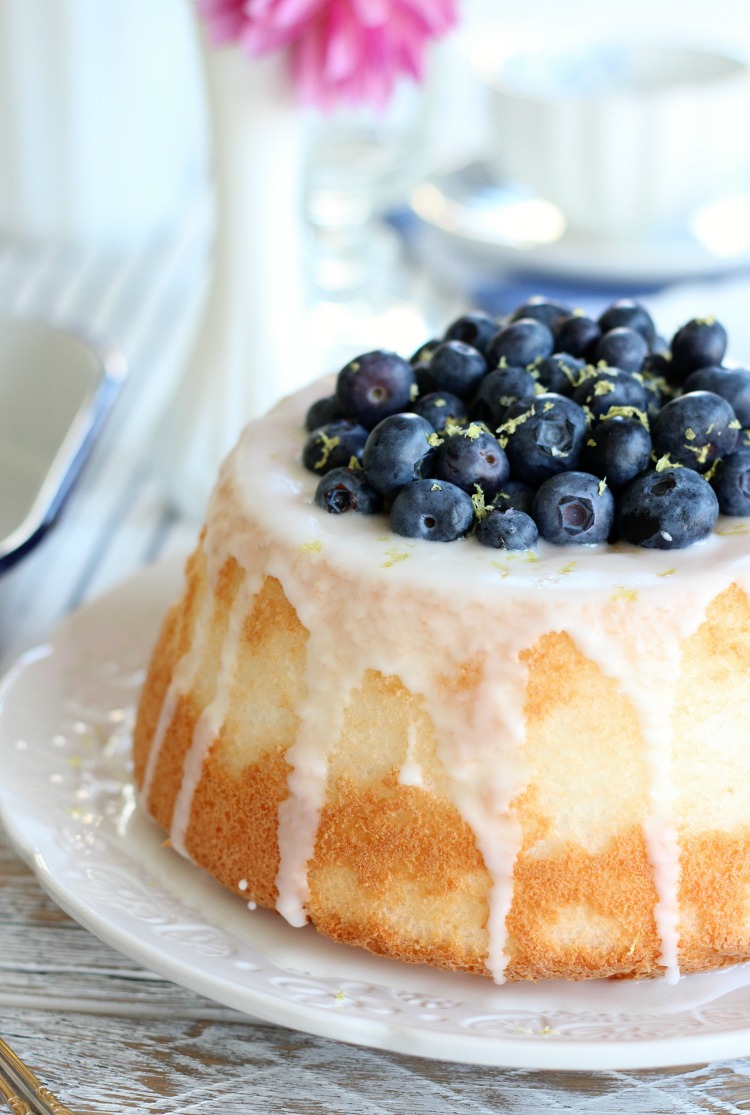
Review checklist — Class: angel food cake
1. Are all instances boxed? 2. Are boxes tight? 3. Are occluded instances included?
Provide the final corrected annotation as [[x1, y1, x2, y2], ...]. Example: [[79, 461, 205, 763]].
[[134, 298, 750, 983]]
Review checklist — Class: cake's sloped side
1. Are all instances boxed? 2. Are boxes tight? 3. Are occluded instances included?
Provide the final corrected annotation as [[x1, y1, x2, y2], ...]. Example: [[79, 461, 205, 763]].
[[135, 545, 242, 836], [134, 545, 750, 981], [675, 583, 750, 972], [307, 670, 492, 975], [133, 544, 208, 830], [183, 571, 308, 907], [508, 631, 661, 980]]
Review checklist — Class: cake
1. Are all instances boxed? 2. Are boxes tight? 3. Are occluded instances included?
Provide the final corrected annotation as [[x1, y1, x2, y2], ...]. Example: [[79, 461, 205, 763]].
[[134, 300, 750, 983]]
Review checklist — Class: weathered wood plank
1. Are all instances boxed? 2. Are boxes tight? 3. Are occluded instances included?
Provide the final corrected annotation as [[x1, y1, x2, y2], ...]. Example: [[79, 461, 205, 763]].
[[5, 1008, 750, 1115]]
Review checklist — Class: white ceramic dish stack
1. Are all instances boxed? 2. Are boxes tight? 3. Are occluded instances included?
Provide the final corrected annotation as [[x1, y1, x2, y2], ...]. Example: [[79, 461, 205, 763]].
[[481, 39, 750, 240]]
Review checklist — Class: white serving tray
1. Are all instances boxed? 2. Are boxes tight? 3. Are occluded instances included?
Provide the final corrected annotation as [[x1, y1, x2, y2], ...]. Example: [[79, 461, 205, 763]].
[[0, 318, 126, 571]]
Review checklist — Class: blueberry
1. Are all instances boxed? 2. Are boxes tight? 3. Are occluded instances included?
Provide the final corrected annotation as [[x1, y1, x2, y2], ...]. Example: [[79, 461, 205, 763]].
[[336, 349, 416, 430], [410, 338, 440, 368], [582, 416, 652, 489], [670, 317, 728, 380], [430, 425, 510, 498], [412, 390, 468, 430], [711, 447, 750, 515], [508, 296, 570, 331], [640, 370, 672, 418], [651, 390, 739, 472], [314, 467, 381, 515], [390, 479, 474, 542], [553, 313, 601, 358], [597, 299, 656, 345], [573, 367, 649, 418], [418, 340, 487, 399], [471, 366, 536, 426], [593, 327, 649, 374], [302, 419, 369, 475], [476, 507, 538, 550], [486, 318, 554, 368], [498, 394, 588, 485], [643, 349, 673, 381], [532, 471, 615, 545], [491, 479, 536, 516], [533, 352, 585, 396], [683, 365, 750, 427], [618, 468, 719, 548], [443, 312, 498, 356], [650, 334, 670, 356], [305, 393, 343, 431], [362, 413, 435, 498]]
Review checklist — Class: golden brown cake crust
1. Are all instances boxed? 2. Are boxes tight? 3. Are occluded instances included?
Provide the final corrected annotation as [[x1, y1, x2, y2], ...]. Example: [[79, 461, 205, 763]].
[[134, 535, 750, 982]]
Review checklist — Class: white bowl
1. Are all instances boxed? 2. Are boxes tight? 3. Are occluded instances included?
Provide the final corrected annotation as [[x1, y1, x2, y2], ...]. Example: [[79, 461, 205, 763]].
[[484, 40, 750, 238]]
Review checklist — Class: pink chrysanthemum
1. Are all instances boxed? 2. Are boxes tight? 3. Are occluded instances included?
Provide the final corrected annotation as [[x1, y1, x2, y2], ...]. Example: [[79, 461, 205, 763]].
[[197, 0, 457, 109]]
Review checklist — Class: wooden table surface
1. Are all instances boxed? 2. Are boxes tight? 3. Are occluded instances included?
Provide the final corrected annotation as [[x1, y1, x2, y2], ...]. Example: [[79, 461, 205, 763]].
[[3, 233, 750, 1114]]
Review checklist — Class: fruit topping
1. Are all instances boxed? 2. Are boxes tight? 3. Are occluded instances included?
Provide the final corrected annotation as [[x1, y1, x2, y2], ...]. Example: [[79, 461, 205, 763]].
[[336, 349, 416, 429], [314, 467, 381, 515], [683, 365, 750, 427], [429, 424, 510, 498], [597, 299, 656, 345], [361, 413, 434, 498], [491, 479, 536, 515], [499, 394, 588, 485], [532, 472, 615, 545], [390, 479, 474, 542], [508, 297, 570, 332], [487, 318, 554, 368], [419, 340, 487, 398], [303, 297, 742, 550], [572, 367, 649, 418], [582, 416, 652, 490], [305, 394, 343, 431], [476, 507, 539, 551], [302, 419, 368, 474], [670, 317, 728, 381], [711, 448, 750, 516], [532, 353, 584, 396], [651, 391, 739, 472], [592, 327, 649, 374], [472, 366, 537, 426], [618, 468, 719, 549], [410, 338, 440, 367], [411, 390, 468, 430], [552, 312, 600, 358], [443, 311, 498, 356]]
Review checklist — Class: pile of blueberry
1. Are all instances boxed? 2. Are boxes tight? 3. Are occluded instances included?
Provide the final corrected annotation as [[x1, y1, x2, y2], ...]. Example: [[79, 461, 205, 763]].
[[301, 297, 750, 550]]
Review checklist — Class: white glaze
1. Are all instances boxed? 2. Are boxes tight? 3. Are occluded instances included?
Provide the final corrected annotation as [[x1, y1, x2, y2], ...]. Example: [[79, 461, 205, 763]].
[[149, 376, 750, 982], [141, 583, 216, 804], [171, 569, 264, 857], [398, 722, 425, 788]]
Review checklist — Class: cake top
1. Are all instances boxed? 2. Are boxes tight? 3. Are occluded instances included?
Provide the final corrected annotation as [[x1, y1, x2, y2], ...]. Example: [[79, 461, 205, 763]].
[[224, 373, 750, 597]]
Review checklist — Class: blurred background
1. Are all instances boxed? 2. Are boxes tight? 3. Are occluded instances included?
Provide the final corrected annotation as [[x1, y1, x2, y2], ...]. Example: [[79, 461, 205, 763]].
[[0, 0, 749, 655]]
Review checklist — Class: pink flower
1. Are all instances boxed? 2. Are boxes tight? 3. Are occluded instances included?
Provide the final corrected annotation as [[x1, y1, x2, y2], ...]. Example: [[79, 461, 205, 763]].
[[197, 0, 457, 108]]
